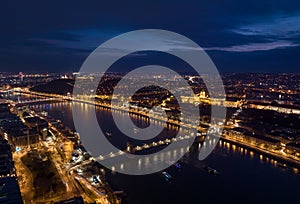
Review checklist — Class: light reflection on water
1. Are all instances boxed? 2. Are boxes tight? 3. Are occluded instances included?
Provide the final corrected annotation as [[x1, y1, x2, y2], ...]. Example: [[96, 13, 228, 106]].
[[26, 99, 300, 204], [31, 101, 300, 173]]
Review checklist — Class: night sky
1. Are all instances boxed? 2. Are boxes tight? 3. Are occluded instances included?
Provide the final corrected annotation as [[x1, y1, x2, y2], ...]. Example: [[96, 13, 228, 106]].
[[1, 0, 300, 73]]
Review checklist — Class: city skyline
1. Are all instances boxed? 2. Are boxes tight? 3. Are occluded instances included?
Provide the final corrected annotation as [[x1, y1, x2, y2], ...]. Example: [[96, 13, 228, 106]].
[[0, 71, 299, 203], [0, 1, 300, 204]]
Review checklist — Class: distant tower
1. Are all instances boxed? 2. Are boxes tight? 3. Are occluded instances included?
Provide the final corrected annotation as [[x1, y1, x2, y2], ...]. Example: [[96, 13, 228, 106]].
[[19, 72, 24, 81]]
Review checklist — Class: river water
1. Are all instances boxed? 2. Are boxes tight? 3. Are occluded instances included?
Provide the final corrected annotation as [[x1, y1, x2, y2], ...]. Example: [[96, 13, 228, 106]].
[[25, 100, 300, 204]]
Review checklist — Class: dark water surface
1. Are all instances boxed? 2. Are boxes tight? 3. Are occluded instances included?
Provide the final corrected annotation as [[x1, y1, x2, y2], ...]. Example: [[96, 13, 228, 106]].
[[28, 101, 300, 204]]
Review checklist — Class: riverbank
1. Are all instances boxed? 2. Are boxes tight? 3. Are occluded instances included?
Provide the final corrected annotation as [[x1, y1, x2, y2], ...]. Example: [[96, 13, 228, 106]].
[[16, 90, 300, 169]]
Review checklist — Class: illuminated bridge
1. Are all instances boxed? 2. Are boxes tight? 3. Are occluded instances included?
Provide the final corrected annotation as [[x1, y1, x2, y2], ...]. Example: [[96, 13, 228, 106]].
[[16, 97, 63, 104]]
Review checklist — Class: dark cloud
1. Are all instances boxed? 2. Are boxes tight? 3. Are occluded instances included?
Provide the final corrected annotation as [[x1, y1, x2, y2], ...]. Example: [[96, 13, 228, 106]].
[[0, 0, 300, 73]]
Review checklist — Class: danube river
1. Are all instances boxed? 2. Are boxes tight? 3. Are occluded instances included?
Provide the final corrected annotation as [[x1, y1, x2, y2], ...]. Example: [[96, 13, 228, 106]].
[[28, 100, 300, 204]]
